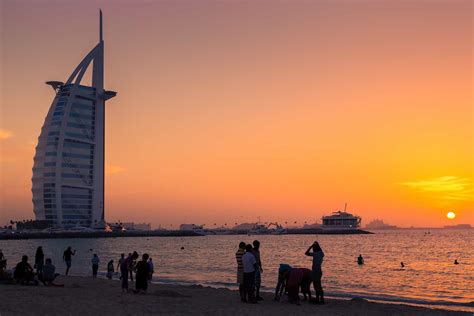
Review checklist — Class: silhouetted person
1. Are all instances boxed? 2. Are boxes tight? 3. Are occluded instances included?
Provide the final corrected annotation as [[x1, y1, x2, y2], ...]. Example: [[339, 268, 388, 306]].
[[14, 255, 36, 285], [0, 249, 6, 274], [274, 264, 291, 301], [91, 254, 100, 278], [357, 254, 364, 265], [235, 242, 246, 302], [454, 259, 459, 265], [287, 267, 313, 304], [63, 247, 76, 276], [117, 253, 125, 273], [39, 258, 63, 287], [147, 258, 154, 281], [252, 240, 263, 301], [135, 253, 150, 294], [121, 251, 139, 292], [128, 252, 135, 282], [242, 244, 257, 303], [305, 241, 325, 304], [401, 262, 405, 268], [107, 260, 114, 279], [34, 246, 44, 274]]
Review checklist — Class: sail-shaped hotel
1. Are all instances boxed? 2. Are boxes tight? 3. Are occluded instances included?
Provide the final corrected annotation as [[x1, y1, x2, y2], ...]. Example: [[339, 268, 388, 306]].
[[32, 11, 116, 227]]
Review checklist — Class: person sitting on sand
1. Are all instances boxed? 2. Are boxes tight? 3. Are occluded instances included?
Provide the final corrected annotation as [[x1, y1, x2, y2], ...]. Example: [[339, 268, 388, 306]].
[[14, 255, 37, 285], [107, 260, 114, 279], [236, 242, 246, 302], [38, 258, 63, 287], [135, 253, 150, 294], [357, 254, 364, 265], [121, 252, 139, 292], [252, 240, 264, 301], [305, 241, 325, 304], [400, 262, 405, 268], [63, 247, 76, 276], [242, 244, 258, 304], [454, 259, 459, 265], [91, 254, 100, 278], [274, 264, 291, 301]]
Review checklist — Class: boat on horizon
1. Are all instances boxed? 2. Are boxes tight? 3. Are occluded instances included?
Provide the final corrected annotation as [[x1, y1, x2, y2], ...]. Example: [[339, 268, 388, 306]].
[[322, 203, 361, 229], [247, 222, 287, 235]]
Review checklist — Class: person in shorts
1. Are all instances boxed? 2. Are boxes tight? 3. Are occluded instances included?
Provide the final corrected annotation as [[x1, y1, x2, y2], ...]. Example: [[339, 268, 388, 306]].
[[63, 247, 76, 276]]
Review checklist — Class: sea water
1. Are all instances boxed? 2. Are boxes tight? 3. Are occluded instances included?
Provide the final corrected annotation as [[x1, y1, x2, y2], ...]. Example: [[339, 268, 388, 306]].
[[1, 229, 473, 311]]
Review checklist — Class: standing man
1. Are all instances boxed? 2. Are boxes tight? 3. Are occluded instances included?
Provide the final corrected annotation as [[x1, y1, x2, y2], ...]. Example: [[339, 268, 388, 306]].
[[242, 244, 258, 304], [305, 241, 325, 304], [252, 240, 264, 301], [117, 253, 125, 275], [63, 246, 76, 276], [91, 254, 100, 278], [235, 242, 246, 302]]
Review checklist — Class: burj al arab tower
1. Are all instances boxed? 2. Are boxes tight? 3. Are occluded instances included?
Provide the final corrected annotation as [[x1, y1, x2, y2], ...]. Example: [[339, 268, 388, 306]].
[[32, 11, 116, 227]]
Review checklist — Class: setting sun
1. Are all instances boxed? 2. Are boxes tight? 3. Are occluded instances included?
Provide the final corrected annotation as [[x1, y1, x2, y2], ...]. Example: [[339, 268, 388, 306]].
[[446, 212, 456, 220]]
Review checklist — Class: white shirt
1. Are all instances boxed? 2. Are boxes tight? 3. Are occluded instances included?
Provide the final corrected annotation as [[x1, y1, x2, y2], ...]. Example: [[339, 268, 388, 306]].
[[242, 252, 256, 273]]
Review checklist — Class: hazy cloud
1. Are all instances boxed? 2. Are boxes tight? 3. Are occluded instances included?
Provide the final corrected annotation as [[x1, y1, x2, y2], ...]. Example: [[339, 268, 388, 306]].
[[0, 129, 13, 140], [105, 164, 125, 175], [399, 176, 473, 201]]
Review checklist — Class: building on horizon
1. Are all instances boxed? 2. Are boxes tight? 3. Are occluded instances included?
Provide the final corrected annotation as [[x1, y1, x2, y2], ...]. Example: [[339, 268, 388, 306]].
[[365, 219, 398, 230], [31, 11, 116, 227]]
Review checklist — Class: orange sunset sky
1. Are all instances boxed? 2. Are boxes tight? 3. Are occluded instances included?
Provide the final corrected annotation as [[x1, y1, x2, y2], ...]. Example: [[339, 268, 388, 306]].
[[0, 1, 472, 228]]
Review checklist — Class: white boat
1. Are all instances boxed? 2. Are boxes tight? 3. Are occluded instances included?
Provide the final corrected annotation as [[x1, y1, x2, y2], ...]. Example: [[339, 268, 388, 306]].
[[322, 204, 361, 229], [248, 222, 287, 235]]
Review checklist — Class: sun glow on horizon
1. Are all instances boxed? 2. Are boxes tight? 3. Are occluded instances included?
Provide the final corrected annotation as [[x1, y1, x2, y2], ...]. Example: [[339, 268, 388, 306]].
[[446, 212, 456, 220]]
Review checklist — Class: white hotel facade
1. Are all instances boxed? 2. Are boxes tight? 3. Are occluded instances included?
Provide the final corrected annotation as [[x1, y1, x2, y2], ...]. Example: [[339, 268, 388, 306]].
[[32, 11, 116, 227]]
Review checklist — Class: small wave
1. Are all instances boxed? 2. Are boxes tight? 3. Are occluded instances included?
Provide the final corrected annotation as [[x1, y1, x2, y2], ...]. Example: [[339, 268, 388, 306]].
[[321, 291, 474, 308]]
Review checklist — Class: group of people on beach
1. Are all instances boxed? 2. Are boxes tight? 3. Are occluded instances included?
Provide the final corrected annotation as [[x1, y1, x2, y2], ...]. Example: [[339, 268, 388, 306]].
[[116, 251, 154, 294], [235, 240, 325, 305], [0, 246, 63, 287], [235, 240, 264, 303], [0, 247, 155, 294]]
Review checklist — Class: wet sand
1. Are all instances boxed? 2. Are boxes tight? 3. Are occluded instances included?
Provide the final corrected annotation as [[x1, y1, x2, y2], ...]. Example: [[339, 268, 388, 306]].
[[0, 276, 469, 315]]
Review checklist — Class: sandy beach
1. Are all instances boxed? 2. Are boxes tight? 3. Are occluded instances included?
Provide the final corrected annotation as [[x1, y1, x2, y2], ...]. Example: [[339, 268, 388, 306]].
[[0, 276, 470, 315]]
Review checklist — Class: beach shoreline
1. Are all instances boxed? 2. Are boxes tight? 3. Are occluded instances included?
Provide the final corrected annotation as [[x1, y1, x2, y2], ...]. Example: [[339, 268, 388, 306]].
[[0, 276, 471, 315]]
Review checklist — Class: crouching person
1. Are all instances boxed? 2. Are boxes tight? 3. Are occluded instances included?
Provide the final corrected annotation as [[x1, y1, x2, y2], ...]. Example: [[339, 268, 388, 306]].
[[14, 255, 37, 285], [39, 258, 63, 287]]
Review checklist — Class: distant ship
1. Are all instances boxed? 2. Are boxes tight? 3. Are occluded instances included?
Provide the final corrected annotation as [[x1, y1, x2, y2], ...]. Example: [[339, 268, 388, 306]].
[[365, 219, 398, 230], [322, 204, 361, 229], [248, 222, 287, 235], [179, 224, 212, 236]]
